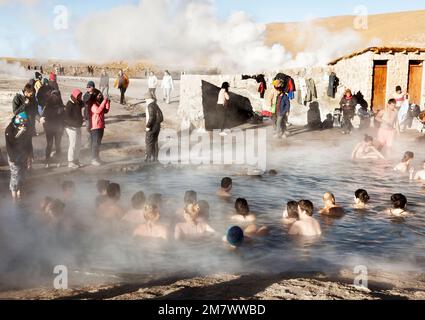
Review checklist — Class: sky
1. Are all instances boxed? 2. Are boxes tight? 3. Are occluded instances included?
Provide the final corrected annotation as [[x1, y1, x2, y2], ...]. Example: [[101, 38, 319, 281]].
[[0, 0, 424, 59]]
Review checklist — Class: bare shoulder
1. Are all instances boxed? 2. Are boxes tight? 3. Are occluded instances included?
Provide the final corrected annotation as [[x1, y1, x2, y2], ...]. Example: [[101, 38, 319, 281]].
[[289, 221, 301, 235]]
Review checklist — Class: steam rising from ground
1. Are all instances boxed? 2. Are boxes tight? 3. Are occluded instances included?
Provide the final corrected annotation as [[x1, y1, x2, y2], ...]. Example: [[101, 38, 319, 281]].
[[74, 0, 367, 73], [0, 60, 33, 79]]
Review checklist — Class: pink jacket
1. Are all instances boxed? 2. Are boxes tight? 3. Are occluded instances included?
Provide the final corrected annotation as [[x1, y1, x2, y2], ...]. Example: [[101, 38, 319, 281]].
[[89, 99, 110, 130]]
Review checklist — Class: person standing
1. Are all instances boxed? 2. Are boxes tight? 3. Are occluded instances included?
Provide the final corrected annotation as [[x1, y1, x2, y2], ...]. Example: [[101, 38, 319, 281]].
[[49, 72, 60, 92], [64, 89, 84, 169], [89, 92, 110, 166], [393, 86, 406, 109], [144, 92, 163, 162], [115, 69, 129, 105], [99, 68, 110, 98], [161, 70, 174, 104], [217, 82, 230, 136], [40, 90, 65, 168], [339, 89, 357, 134], [34, 72, 43, 93], [276, 92, 291, 138], [148, 71, 158, 99], [83, 81, 101, 146], [375, 99, 399, 152], [5, 112, 32, 202], [12, 83, 38, 169]]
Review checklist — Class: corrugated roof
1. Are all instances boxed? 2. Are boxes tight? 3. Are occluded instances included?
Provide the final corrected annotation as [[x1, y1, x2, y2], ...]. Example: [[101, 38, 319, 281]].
[[328, 47, 425, 65]]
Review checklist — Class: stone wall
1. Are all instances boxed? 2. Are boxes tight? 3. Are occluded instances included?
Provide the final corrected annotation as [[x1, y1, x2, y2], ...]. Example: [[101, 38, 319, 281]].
[[178, 68, 342, 129], [332, 51, 425, 108], [332, 52, 374, 105]]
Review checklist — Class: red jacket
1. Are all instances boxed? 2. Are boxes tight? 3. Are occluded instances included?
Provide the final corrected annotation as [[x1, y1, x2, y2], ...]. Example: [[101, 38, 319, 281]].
[[89, 99, 110, 130]]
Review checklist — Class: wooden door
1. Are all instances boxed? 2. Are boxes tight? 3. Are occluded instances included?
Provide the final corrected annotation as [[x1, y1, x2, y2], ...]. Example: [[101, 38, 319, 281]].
[[372, 61, 387, 111], [408, 61, 423, 105]]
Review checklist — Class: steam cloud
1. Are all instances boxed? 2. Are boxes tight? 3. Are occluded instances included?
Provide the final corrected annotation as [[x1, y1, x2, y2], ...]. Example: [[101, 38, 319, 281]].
[[74, 0, 291, 73], [0, 60, 33, 79]]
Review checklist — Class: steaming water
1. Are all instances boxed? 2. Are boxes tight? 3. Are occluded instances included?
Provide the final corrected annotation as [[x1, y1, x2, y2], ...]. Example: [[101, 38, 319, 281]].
[[0, 133, 424, 289]]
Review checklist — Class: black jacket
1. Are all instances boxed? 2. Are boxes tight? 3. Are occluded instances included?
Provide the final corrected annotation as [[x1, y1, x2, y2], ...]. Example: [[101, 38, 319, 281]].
[[41, 91, 65, 131], [36, 84, 52, 108], [146, 102, 163, 132], [5, 122, 32, 163], [64, 100, 84, 128], [12, 93, 38, 118], [339, 96, 358, 116]]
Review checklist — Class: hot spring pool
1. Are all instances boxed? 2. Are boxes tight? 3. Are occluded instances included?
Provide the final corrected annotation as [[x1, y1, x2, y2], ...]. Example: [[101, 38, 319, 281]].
[[0, 134, 424, 286]]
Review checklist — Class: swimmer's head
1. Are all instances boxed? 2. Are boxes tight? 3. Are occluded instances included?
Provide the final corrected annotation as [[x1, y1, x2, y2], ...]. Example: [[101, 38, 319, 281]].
[[148, 193, 162, 207], [364, 134, 373, 145], [144, 203, 160, 222], [45, 199, 66, 218], [184, 202, 201, 223], [131, 191, 146, 210], [198, 200, 210, 221], [235, 198, 249, 217], [391, 193, 407, 209], [388, 99, 397, 109], [287, 201, 299, 219], [97, 179, 110, 195], [221, 177, 232, 191], [184, 190, 197, 205], [355, 189, 370, 204], [323, 192, 336, 205], [226, 226, 244, 247], [268, 169, 278, 175], [40, 196, 54, 212], [106, 183, 121, 201], [298, 200, 314, 217], [61, 180, 75, 196], [401, 151, 414, 163]]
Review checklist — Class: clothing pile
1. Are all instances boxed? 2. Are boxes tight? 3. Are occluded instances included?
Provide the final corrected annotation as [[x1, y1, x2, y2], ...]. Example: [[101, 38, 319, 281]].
[[273, 73, 296, 100]]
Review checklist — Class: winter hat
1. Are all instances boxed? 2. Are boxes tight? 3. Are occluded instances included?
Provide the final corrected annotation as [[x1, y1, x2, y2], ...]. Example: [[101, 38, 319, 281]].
[[35, 72, 42, 80], [71, 89, 82, 100], [14, 112, 29, 126], [42, 78, 49, 86], [226, 226, 244, 247], [86, 80, 95, 88]]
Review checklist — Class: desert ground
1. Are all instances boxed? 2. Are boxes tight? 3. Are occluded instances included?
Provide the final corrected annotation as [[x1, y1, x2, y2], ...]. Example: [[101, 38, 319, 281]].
[[0, 75, 424, 300]]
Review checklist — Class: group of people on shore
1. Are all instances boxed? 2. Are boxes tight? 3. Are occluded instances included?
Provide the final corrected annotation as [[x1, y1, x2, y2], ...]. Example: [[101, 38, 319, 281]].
[[2, 68, 170, 201]]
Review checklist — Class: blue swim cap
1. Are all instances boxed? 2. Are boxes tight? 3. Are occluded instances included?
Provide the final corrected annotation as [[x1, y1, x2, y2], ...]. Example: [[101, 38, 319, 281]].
[[227, 226, 244, 247]]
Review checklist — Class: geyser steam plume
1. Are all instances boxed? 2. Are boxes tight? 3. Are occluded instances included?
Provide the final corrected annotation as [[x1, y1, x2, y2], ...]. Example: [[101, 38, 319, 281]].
[[75, 0, 291, 73]]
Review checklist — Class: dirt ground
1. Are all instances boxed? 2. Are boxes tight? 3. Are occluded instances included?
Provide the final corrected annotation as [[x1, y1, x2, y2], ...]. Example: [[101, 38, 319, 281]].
[[0, 76, 424, 300], [0, 270, 424, 300]]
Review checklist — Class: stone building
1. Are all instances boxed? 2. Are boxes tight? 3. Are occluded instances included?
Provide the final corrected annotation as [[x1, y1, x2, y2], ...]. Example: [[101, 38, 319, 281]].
[[329, 47, 425, 110]]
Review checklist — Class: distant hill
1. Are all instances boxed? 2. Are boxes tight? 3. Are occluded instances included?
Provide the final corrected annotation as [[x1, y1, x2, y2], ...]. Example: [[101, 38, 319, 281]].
[[266, 10, 425, 57]]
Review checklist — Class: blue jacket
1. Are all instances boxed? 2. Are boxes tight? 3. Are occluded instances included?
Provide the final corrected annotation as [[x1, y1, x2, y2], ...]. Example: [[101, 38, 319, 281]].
[[278, 93, 290, 116]]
